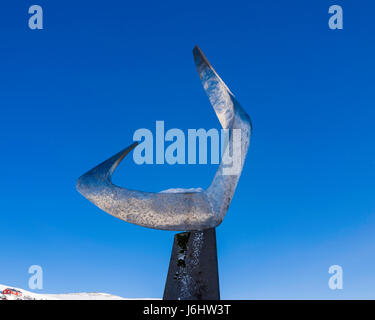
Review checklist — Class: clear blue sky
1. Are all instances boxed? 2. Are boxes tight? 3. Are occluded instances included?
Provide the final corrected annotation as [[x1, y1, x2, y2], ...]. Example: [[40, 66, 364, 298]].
[[1, 0, 374, 299]]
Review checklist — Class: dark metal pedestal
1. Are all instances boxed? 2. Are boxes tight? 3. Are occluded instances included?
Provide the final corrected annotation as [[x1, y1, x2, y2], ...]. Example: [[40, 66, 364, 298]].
[[163, 228, 220, 300]]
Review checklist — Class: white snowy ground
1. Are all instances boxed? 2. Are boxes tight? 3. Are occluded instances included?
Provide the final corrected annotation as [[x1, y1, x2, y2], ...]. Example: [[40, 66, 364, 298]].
[[0, 284, 158, 300]]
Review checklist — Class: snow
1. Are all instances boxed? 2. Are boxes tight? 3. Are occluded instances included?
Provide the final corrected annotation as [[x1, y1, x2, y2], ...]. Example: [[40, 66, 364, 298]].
[[0, 284, 159, 300], [160, 188, 204, 193], [46, 292, 126, 300]]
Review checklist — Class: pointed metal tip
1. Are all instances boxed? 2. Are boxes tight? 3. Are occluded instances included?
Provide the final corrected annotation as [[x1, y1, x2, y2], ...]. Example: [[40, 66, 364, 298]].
[[76, 141, 139, 196], [193, 45, 201, 53], [116, 142, 138, 164], [193, 45, 212, 70]]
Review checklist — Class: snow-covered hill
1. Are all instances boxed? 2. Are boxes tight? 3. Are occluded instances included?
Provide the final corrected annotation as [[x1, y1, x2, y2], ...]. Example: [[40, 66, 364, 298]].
[[0, 284, 157, 300]]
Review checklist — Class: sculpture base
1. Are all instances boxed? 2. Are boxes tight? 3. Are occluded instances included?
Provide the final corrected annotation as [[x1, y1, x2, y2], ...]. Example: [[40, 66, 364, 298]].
[[163, 228, 220, 300]]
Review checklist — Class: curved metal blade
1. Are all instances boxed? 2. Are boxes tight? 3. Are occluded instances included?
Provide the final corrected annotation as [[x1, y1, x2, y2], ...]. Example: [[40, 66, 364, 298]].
[[76, 46, 252, 231]]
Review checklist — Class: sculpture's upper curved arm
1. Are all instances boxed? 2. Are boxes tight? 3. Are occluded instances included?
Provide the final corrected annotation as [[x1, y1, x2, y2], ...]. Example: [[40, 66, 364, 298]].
[[76, 46, 252, 231]]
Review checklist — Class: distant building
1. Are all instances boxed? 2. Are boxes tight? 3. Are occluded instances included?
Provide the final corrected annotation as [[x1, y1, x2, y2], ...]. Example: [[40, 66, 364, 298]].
[[2, 288, 23, 298]]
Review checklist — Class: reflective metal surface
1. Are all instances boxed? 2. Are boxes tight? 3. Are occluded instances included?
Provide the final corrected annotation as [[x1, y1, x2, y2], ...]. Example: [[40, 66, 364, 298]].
[[76, 46, 252, 231]]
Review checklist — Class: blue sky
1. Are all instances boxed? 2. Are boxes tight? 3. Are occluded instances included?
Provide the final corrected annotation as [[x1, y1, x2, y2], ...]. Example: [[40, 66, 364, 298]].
[[1, 0, 374, 299]]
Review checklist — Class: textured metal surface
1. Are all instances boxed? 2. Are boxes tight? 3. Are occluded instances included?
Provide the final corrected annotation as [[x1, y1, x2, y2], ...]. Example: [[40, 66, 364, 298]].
[[163, 228, 220, 300], [76, 46, 252, 231]]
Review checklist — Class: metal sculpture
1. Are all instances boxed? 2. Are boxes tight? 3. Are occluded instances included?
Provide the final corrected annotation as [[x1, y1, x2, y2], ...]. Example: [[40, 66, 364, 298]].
[[77, 46, 252, 299], [77, 46, 251, 231]]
